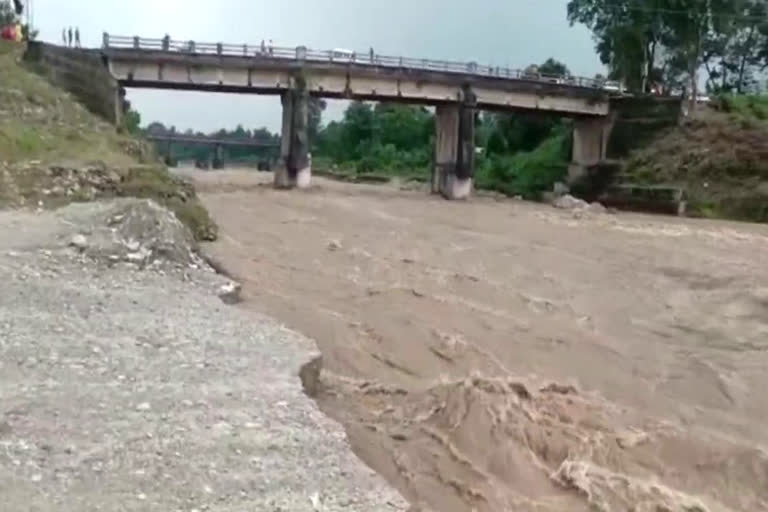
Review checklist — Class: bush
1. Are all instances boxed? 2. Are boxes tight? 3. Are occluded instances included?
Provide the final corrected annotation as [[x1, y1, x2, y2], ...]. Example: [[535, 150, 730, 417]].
[[475, 132, 570, 198]]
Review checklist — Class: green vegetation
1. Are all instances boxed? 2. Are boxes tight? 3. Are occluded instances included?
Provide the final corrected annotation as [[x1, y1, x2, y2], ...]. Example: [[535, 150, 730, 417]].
[[0, 40, 216, 240], [315, 101, 433, 178], [716, 94, 768, 122], [568, 0, 768, 99], [623, 99, 768, 221], [307, 58, 574, 198], [310, 99, 570, 198], [476, 130, 571, 199]]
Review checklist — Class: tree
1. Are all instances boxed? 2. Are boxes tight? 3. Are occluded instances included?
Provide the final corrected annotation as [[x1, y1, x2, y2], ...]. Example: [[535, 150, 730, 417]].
[[568, 0, 768, 99], [484, 58, 569, 157], [700, 0, 768, 93], [308, 97, 327, 149], [539, 58, 571, 77], [122, 109, 141, 135], [567, 0, 668, 92]]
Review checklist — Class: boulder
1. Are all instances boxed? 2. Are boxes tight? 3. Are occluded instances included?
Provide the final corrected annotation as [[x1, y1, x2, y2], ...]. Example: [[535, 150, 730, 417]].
[[552, 194, 589, 210]]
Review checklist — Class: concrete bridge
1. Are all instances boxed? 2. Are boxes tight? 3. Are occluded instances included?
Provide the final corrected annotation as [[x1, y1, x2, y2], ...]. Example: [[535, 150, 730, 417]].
[[99, 34, 619, 198], [26, 36, 625, 199]]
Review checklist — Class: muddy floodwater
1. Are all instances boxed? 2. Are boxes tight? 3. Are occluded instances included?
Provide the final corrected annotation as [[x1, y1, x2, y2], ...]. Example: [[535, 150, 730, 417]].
[[186, 168, 768, 512]]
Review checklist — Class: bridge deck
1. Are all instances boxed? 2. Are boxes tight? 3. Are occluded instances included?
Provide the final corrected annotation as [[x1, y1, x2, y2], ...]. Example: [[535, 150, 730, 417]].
[[102, 35, 612, 116]]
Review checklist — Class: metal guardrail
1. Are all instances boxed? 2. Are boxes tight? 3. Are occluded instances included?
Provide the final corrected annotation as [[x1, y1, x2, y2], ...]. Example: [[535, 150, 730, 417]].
[[102, 33, 612, 91]]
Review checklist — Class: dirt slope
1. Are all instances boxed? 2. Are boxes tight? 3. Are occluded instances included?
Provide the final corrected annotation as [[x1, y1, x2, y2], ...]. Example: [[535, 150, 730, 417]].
[[625, 101, 768, 221], [0, 41, 215, 240]]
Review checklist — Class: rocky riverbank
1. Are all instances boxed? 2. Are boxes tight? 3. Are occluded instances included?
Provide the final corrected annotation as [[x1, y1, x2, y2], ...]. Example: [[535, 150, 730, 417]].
[[0, 199, 407, 511]]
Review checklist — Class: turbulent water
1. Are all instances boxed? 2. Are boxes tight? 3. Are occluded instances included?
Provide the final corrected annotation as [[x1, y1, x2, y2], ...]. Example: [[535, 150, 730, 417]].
[[191, 169, 768, 512]]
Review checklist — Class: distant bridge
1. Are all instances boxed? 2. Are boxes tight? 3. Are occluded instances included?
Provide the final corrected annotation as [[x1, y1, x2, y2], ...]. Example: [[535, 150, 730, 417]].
[[147, 133, 279, 170], [145, 134, 279, 148]]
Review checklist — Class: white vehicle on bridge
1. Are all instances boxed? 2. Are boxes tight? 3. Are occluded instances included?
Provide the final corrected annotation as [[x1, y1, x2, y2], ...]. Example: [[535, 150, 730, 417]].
[[602, 80, 626, 94], [331, 48, 355, 62]]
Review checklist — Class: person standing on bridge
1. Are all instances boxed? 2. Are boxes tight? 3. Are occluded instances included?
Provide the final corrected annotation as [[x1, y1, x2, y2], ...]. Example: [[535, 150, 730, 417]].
[[61, 28, 66, 46], [75, 27, 81, 48], [369, 47, 374, 63], [67, 27, 72, 47]]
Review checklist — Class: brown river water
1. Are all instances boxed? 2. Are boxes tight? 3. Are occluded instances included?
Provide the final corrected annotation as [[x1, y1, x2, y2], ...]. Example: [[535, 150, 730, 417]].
[[184, 168, 768, 512]]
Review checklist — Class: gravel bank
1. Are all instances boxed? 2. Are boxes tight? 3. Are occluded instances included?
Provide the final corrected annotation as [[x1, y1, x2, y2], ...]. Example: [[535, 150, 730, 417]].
[[0, 200, 407, 511]]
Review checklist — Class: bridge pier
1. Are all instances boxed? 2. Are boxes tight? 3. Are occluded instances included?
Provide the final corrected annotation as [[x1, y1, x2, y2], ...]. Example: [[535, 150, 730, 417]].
[[568, 117, 614, 183], [212, 143, 224, 169], [433, 92, 476, 200], [275, 80, 310, 189]]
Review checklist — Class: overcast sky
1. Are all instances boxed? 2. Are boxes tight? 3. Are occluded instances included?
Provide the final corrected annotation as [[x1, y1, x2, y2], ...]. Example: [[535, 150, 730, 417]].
[[30, 0, 603, 133]]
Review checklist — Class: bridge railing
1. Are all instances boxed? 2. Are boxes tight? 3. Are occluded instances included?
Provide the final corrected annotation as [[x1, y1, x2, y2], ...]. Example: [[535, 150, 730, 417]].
[[103, 33, 603, 90]]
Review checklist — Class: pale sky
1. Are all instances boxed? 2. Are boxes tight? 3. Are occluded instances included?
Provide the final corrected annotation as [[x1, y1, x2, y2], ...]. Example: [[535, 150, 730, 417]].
[[30, 0, 603, 133]]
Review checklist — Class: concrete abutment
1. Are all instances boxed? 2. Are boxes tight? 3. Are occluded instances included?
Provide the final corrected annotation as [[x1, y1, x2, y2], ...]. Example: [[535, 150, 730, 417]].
[[274, 78, 311, 190]]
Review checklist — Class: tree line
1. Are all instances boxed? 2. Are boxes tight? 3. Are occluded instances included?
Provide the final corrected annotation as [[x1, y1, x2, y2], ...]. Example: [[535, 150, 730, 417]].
[[568, 0, 768, 100]]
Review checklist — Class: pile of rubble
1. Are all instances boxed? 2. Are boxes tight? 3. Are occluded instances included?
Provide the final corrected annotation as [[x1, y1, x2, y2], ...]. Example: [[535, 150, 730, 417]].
[[552, 194, 607, 214], [64, 198, 241, 303], [66, 198, 201, 269]]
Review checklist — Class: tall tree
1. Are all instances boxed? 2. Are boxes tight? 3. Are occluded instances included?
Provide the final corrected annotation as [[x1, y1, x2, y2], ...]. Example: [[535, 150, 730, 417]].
[[567, 0, 668, 92], [660, 0, 715, 109], [701, 0, 768, 93]]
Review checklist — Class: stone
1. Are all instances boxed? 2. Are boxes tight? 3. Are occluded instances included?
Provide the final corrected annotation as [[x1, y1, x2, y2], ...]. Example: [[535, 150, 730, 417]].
[[587, 202, 607, 214], [327, 240, 342, 251], [135, 402, 151, 411], [69, 234, 87, 251], [552, 194, 588, 210], [218, 281, 242, 305]]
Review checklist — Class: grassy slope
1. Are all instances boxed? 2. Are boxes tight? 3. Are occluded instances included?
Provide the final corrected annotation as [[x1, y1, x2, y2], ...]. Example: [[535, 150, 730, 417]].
[[624, 97, 768, 221], [0, 41, 216, 240]]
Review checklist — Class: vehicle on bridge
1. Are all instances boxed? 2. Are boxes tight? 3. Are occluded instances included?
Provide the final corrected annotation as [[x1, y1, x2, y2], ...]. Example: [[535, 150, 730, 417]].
[[331, 48, 354, 62], [602, 80, 625, 94]]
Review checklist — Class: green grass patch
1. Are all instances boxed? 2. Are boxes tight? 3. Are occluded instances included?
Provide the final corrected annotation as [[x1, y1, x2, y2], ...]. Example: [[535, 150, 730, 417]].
[[716, 94, 768, 122]]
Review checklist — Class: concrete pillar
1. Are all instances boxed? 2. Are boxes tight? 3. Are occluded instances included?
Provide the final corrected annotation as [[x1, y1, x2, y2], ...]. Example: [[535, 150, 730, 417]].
[[212, 144, 224, 169], [433, 91, 476, 200], [568, 117, 613, 183], [275, 79, 310, 189]]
